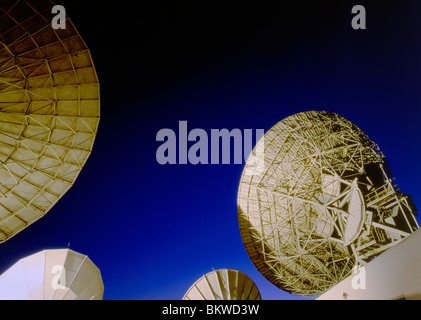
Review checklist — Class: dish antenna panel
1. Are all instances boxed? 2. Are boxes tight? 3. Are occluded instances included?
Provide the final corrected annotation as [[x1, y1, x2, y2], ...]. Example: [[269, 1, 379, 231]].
[[0, 248, 103, 299], [0, 0, 100, 242], [183, 269, 261, 300], [238, 111, 418, 296]]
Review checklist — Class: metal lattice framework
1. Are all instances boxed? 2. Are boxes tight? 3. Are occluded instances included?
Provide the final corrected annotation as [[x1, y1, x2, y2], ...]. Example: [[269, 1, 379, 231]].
[[238, 111, 418, 296], [0, 0, 99, 242]]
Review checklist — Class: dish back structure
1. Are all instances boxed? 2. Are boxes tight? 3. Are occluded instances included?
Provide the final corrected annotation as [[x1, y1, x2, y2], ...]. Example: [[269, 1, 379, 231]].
[[0, 0, 100, 242], [183, 269, 261, 300], [237, 111, 418, 296]]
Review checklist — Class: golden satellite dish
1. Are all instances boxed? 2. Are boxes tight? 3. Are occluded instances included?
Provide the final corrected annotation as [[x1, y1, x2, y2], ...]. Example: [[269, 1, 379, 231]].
[[0, 0, 99, 242]]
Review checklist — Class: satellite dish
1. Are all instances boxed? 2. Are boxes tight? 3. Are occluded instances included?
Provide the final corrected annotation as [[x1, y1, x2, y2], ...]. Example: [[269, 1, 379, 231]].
[[238, 111, 419, 296], [183, 269, 261, 300], [0, 248, 104, 299], [0, 1, 100, 242]]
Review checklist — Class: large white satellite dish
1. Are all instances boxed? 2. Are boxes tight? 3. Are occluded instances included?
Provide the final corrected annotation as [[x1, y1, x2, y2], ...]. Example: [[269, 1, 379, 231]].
[[0, 248, 103, 300], [0, 0, 100, 242], [238, 111, 418, 296]]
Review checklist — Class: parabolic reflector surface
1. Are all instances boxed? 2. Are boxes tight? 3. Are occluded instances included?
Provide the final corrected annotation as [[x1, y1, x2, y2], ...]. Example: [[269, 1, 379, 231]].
[[238, 111, 418, 296], [0, 248, 103, 299], [0, 0, 100, 242]]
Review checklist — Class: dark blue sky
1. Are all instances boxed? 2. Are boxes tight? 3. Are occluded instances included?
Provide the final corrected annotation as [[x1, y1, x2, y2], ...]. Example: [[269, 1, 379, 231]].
[[0, 1, 421, 300]]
